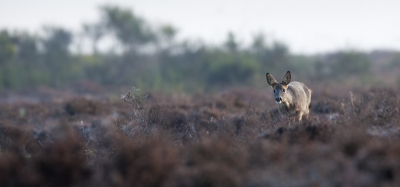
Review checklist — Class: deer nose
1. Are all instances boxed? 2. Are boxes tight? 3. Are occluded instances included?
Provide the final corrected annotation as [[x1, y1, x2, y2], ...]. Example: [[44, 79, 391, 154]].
[[275, 97, 282, 102]]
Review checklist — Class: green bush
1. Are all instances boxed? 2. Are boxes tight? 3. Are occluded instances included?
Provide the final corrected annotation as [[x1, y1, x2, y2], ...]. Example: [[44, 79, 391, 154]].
[[316, 51, 371, 80], [207, 52, 259, 86]]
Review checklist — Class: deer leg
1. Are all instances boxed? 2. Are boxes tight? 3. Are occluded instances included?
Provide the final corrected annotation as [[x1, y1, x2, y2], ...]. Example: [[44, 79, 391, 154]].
[[298, 111, 303, 121], [304, 109, 309, 120]]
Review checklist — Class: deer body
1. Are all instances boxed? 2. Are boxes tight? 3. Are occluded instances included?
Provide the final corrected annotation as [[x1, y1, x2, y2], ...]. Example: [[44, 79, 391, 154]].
[[266, 71, 312, 121]]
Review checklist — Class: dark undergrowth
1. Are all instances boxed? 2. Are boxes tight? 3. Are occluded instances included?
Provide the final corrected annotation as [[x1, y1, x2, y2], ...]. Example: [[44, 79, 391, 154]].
[[0, 88, 400, 186]]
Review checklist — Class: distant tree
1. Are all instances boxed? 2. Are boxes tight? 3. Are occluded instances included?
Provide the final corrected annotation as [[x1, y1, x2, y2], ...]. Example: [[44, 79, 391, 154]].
[[329, 51, 371, 74], [251, 33, 267, 53], [15, 33, 39, 63], [158, 24, 177, 51], [100, 5, 156, 52], [0, 30, 16, 64], [207, 51, 259, 86], [83, 23, 105, 54], [42, 27, 72, 54], [268, 42, 289, 66], [14, 32, 42, 86], [316, 51, 371, 79], [0, 30, 17, 89], [0, 30, 42, 89], [224, 32, 239, 53], [250, 33, 289, 71], [42, 27, 74, 86], [160, 25, 177, 43], [389, 54, 400, 68]]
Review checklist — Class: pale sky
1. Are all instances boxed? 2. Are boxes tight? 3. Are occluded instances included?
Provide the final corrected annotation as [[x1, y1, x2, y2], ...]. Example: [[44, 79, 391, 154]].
[[1, 0, 400, 54]]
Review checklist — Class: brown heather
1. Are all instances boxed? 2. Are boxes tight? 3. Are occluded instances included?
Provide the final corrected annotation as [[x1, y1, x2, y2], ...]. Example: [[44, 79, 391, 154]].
[[0, 87, 400, 186]]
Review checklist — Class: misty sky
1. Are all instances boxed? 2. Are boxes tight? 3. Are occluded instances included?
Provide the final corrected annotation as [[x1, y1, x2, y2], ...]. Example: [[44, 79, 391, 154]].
[[1, 0, 400, 54]]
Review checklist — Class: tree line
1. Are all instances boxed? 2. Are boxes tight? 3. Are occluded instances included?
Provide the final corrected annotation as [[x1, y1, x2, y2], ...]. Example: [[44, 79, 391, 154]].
[[0, 5, 388, 92]]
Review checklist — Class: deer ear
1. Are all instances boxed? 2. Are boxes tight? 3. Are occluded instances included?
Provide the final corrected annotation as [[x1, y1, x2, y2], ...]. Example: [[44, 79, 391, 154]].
[[266, 73, 277, 86], [282, 71, 291, 85]]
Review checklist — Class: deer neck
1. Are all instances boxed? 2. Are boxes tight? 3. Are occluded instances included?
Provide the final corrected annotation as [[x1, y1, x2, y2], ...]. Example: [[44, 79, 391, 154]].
[[280, 90, 293, 110]]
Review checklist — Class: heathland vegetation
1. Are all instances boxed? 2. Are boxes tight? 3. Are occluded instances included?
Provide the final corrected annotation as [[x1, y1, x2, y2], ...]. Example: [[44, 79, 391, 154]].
[[1, 5, 400, 187], [1, 86, 400, 186]]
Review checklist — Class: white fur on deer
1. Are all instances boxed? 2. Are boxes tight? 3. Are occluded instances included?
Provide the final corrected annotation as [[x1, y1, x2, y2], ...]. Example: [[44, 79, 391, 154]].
[[266, 71, 312, 121]]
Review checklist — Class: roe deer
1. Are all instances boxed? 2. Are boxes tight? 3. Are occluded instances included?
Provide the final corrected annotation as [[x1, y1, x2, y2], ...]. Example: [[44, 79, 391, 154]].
[[266, 71, 312, 121]]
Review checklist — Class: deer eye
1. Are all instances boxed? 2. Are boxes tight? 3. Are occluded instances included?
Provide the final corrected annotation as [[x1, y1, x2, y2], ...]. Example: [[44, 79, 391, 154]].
[[283, 89, 285, 92], [273, 90, 275, 93]]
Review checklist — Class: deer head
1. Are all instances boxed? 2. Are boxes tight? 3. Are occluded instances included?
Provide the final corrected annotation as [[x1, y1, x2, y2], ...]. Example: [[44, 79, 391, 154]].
[[266, 71, 291, 103]]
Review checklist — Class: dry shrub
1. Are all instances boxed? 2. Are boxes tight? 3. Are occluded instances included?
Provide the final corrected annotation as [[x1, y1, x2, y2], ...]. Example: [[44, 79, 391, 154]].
[[0, 122, 28, 155], [0, 127, 91, 187], [106, 138, 179, 187], [312, 95, 343, 114], [352, 88, 400, 126], [34, 136, 91, 187], [0, 87, 400, 186], [64, 97, 105, 116]]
